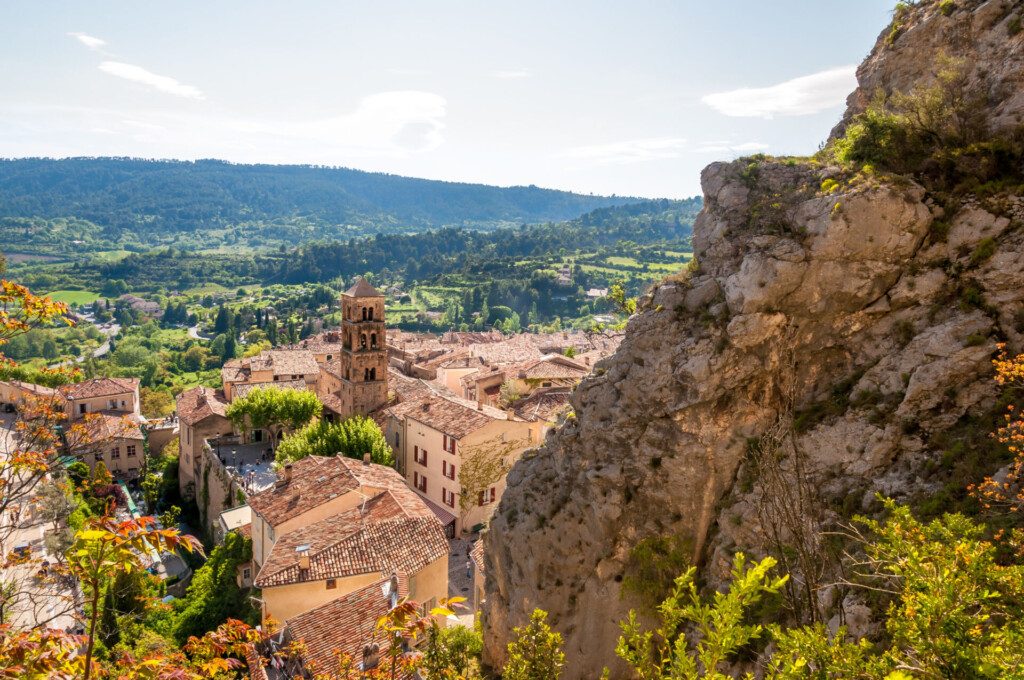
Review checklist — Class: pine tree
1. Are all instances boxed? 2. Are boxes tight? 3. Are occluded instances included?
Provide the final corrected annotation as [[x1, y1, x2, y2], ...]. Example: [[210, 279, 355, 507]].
[[213, 304, 230, 335]]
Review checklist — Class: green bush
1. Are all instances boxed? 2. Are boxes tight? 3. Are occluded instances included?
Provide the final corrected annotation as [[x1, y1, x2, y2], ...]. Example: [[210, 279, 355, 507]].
[[969, 237, 997, 266]]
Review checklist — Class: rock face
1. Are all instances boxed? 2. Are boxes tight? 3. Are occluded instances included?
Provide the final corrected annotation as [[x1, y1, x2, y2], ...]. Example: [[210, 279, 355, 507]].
[[833, 0, 1024, 138], [482, 2, 1024, 677]]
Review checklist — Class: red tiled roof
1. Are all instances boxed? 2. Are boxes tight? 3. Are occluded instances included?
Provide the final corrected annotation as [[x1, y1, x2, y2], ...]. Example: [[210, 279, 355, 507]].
[[248, 350, 319, 376], [232, 379, 308, 400], [59, 377, 138, 400], [285, 575, 409, 678], [385, 395, 507, 440], [514, 388, 573, 422], [254, 488, 447, 588], [514, 355, 589, 380], [320, 393, 346, 415], [247, 456, 412, 528], [470, 540, 485, 574], [84, 411, 144, 441], [176, 386, 229, 426], [344, 278, 383, 298]]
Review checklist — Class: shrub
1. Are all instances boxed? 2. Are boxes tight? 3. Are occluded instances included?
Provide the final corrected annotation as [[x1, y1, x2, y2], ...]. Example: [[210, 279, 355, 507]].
[[622, 535, 691, 608], [820, 178, 840, 194], [969, 237, 997, 266], [939, 0, 955, 16]]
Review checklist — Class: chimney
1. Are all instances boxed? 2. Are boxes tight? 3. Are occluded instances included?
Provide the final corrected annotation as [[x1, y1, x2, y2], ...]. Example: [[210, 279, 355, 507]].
[[284, 464, 293, 484], [362, 452, 371, 466], [296, 545, 310, 571]]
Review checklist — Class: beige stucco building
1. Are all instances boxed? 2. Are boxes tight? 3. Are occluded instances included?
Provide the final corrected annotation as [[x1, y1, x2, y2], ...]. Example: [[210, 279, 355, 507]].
[[247, 455, 448, 625], [176, 386, 232, 498], [384, 394, 540, 536]]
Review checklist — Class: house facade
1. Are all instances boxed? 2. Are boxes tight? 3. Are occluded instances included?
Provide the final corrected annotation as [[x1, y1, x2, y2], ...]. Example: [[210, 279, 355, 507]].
[[246, 455, 448, 625], [384, 395, 539, 535]]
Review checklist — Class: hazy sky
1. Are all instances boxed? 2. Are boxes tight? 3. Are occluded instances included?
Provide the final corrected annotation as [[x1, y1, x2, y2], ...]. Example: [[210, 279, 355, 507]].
[[0, 1, 896, 198]]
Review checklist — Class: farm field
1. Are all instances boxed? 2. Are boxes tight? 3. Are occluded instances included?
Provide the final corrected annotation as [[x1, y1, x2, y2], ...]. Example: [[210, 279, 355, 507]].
[[45, 289, 101, 305]]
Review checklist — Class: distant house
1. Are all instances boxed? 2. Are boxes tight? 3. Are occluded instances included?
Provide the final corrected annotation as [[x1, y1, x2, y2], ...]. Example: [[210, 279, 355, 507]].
[[221, 351, 320, 401], [59, 378, 146, 479], [118, 294, 162, 317], [59, 377, 140, 419], [175, 386, 231, 498], [586, 287, 609, 299]]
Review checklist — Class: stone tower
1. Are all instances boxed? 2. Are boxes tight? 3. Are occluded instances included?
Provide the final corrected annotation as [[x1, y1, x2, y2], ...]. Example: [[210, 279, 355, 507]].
[[338, 278, 388, 416]]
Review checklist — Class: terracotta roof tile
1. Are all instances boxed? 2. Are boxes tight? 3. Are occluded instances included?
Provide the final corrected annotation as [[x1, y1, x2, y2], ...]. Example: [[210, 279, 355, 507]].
[[344, 278, 383, 298], [470, 540, 485, 574], [59, 377, 138, 400], [176, 386, 229, 426], [513, 388, 572, 422], [385, 394, 507, 439], [285, 575, 409, 678], [84, 411, 144, 441], [232, 379, 308, 399], [247, 457, 411, 528], [254, 487, 447, 588]]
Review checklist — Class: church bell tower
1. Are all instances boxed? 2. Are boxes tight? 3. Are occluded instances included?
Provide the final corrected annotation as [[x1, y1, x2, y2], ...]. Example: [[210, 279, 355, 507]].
[[338, 278, 388, 416]]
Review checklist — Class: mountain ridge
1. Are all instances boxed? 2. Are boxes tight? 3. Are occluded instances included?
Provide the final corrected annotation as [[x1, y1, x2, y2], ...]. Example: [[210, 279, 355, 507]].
[[0, 156, 651, 242]]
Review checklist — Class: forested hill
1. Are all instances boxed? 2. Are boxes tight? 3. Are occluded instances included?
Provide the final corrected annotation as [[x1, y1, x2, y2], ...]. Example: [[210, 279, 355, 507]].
[[0, 157, 647, 240]]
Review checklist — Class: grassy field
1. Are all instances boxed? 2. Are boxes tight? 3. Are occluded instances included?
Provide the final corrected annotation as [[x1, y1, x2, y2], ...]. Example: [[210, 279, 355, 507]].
[[46, 290, 101, 305]]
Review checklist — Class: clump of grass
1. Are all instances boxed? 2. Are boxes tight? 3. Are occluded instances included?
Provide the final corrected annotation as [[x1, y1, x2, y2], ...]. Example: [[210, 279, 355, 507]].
[[969, 237, 997, 266]]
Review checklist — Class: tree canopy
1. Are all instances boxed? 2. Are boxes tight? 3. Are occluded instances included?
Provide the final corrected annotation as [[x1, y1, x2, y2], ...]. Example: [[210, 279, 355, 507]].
[[225, 386, 322, 449], [275, 416, 393, 467]]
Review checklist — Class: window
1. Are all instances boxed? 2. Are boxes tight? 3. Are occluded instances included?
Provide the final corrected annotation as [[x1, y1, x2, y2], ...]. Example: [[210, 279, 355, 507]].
[[111, 447, 120, 459], [414, 446, 427, 466], [443, 435, 456, 454], [109, 399, 117, 409], [442, 460, 455, 480], [126, 445, 137, 457], [414, 473, 427, 493], [94, 452, 103, 462], [326, 579, 337, 590], [442, 488, 455, 508], [370, 333, 377, 349], [242, 568, 251, 581], [79, 403, 87, 415], [186, 428, 191, 445], [478, 487, 497, 506], [489, 487, 497, 503], [542, 381, 552, 388], [326, 355, 332, 361]]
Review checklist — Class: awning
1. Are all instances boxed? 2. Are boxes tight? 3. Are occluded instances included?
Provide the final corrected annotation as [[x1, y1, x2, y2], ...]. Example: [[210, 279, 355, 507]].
[[420, 493, 457, 528]]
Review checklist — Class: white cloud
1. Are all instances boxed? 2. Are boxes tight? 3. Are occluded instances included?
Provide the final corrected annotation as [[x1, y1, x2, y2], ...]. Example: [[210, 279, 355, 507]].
[[283, 90, 447, 154], [694, 141, 769, 154], [98, 61, 204, 100], [0, 90, 447, 159], [559, 137, 687, 165], [68, 32, 106, 51], [701, 65, 856, 118], [490, 69, 531, 79]]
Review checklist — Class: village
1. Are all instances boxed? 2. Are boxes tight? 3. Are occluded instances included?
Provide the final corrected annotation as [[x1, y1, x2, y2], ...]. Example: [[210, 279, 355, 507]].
[[0, 277, 621, 674]]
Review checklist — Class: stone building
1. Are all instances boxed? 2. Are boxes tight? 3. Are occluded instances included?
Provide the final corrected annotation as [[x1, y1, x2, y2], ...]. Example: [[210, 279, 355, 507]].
[[335, 278, 389, 417]]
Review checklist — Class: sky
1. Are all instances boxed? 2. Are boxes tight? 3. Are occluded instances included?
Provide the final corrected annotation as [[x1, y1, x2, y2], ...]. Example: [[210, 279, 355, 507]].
[[0, 1, 896, 199]]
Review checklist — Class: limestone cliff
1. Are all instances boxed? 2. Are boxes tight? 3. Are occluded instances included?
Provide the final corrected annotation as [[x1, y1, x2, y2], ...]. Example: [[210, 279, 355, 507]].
[[483, 1, 1024, 677]]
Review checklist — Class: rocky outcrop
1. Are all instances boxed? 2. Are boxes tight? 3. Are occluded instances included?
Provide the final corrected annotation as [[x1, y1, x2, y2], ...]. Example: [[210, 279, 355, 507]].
[[483, 3, 1024, 676], [834, 0, 1024, 138]]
